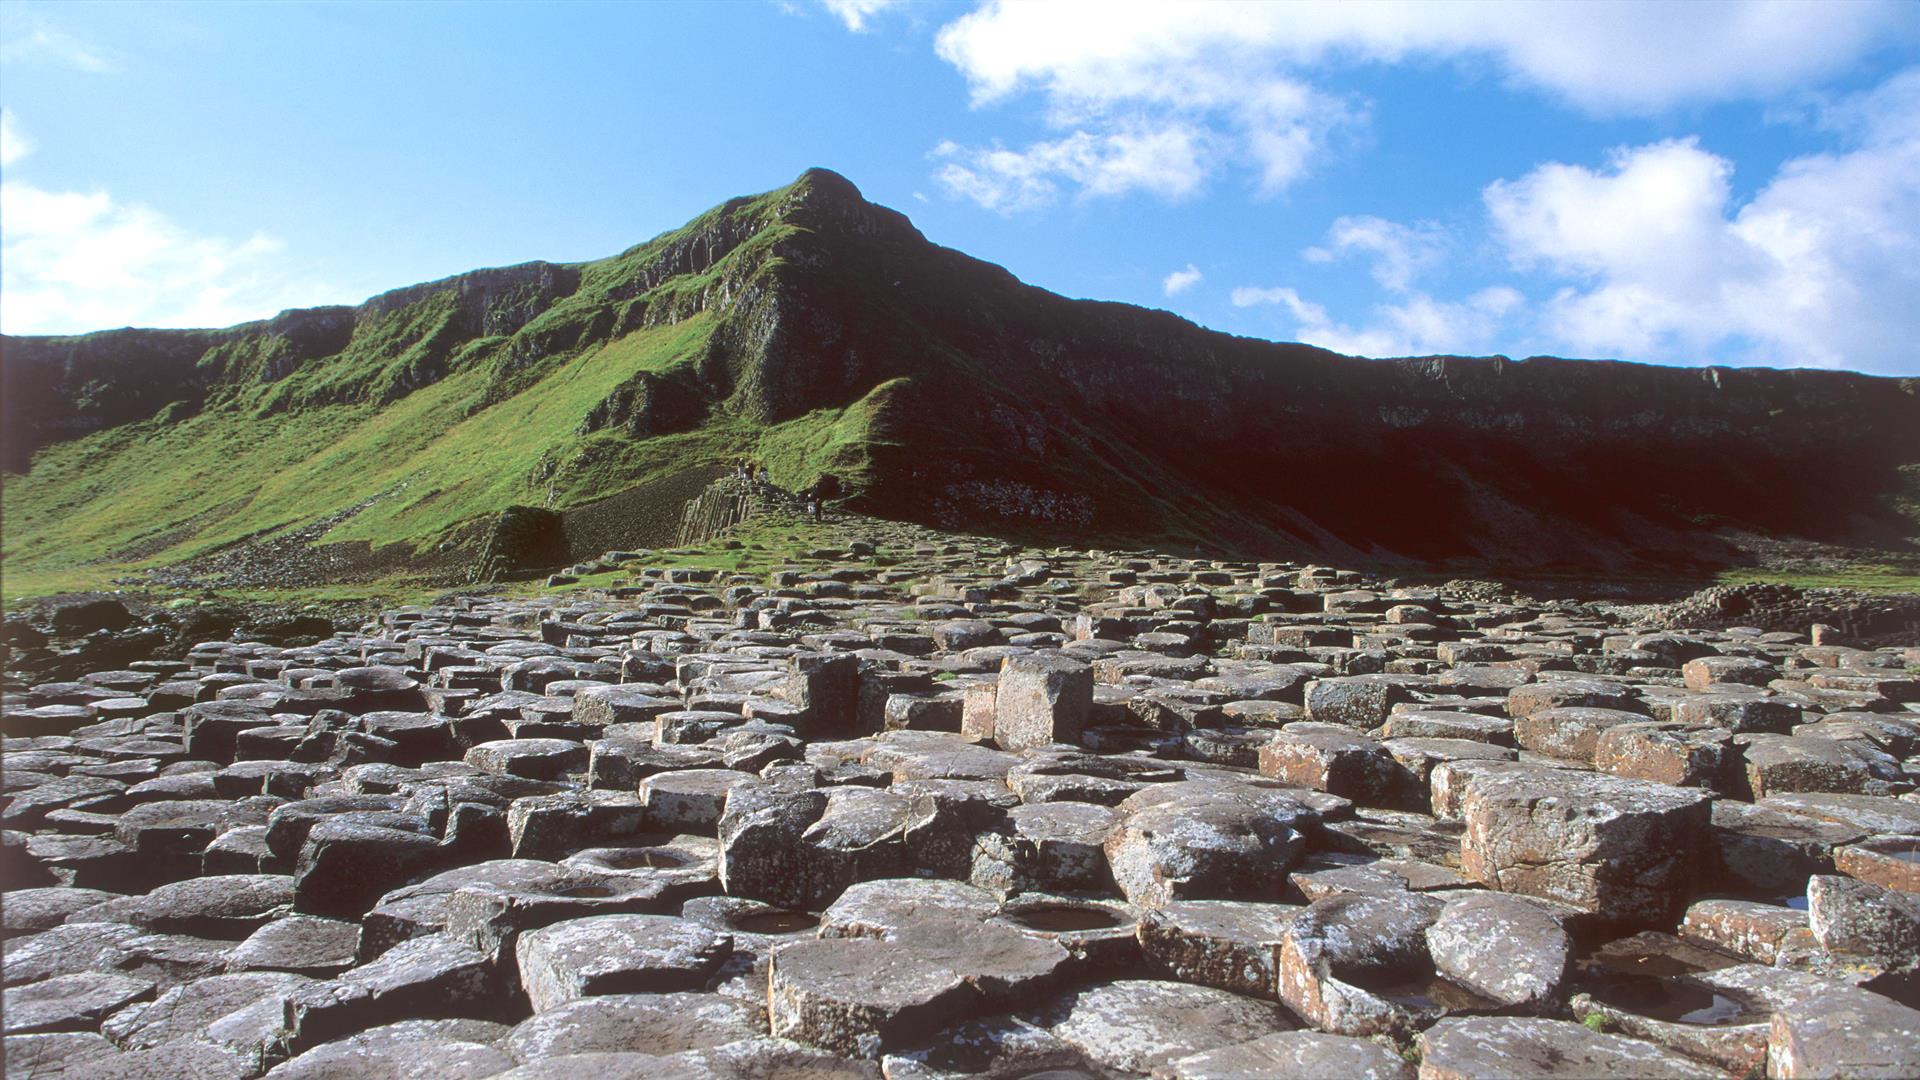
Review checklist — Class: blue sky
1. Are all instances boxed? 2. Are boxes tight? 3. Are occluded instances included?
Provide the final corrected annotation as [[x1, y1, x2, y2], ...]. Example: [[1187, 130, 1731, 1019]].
[[3, 0, 1918, 374]]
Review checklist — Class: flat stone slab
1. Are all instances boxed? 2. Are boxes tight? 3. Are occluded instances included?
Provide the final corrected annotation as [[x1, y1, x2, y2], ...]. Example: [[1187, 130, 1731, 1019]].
[[1045, 979, 1291, 1074], [227, 915, 362, 976], [516, 914, 731, 1013], [503, 991, 760, 1063], [3, 971, 154, 1034], [1165, 1030, 1415, 1080], [101, 970, 310, 1050], [1417, 1016, 1721, 1079], [767, 936, 971, 1059], [265, 1018, 515, 1080], [1138, 899, 1301, 997], [1767, 981, 1920, 1079]]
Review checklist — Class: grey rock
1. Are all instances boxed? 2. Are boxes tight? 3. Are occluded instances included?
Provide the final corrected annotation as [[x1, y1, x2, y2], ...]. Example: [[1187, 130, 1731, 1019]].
[[516, 914, 730, 1012]]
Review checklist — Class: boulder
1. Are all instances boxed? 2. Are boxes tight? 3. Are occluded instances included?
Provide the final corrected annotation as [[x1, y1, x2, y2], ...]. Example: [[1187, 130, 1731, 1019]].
[[266, 1018, 514, 1080], [1275, 891, 1458, 1037], [1458, 766, 1712, 926], [991, 653, 1093, 751], [1807, 874, 1920, 967], [283, 934, 503, 1052], [1425, 891, 1574, 1012], [1104, 785, 1314, 908]]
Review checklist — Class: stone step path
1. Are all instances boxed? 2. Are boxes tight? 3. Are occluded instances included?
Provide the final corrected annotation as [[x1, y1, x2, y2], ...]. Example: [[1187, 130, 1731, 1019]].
[[4, 521, 1919, 1078]]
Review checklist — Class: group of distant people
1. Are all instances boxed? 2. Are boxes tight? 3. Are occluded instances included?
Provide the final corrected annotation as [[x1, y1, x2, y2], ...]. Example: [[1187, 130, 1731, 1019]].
[[732, 458, 826, 521]]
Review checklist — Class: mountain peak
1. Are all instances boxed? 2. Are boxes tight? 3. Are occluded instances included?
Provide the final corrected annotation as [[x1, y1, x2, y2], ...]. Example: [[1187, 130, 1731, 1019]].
[[770, 167, 921, 244], [789, 167, 865, 203]]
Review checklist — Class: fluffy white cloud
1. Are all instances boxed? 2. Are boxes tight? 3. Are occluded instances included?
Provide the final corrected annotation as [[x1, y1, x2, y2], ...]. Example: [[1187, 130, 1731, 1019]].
[[922, 1, 1907, 211], [936, 0, 1905, 115], [933, 124, 1209, 212], [2, 15, 115, 72], [1485, 69, 1920, 370], [930, 3, 1354, 208], [1, 109, 32, 167], [0, 114, 330, 334], [1162, 263, 1202, 296], [819, 0, 901, 33]]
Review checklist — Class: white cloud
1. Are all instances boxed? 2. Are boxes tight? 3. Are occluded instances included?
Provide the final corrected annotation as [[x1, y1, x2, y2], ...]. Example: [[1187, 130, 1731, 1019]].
[[936, 0, 1907, 116], [1, 109, 32, 168], [2, 16, 116, 73], [1244, 213, 1523, 356], [819, 0, 901, 33], [930, 3, 1355, 208], [0, 122, 333, 334], [1162, 263, 1202, 296], [1484, 69, 1920, 370], [933, 124, 1208, 212], [922, 0, 1909, 211], [1303, 215, 1447, 293], [1232, 285, 1326, 322], [1234, 279, 1522, 357]]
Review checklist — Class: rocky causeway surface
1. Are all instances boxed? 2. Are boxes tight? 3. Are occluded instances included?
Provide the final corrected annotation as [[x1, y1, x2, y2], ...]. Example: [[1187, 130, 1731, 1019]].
[[5, 521, 1920, 1079]]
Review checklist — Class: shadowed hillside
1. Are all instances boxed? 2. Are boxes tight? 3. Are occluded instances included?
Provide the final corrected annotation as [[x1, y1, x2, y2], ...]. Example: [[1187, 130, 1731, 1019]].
[[5, 168, 1918, 596]]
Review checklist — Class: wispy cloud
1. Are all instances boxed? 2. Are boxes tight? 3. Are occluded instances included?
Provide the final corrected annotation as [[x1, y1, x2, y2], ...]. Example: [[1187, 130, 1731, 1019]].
[[933, 125, 1209, 212], [1234, 278, 1523, 358], [819, 0, 902, 33], [2, 15, 116, 73]]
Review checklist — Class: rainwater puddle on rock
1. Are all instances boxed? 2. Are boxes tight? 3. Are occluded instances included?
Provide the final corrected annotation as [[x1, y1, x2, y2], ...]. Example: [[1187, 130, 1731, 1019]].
[[1343, 968, 1496, 1012], [1582, 932, 1741, 979], [1004, 905, 1127, 933], [734, 910, 819, 934], [597, 848, 693, 870], [1587, 973, 1768, 1027]]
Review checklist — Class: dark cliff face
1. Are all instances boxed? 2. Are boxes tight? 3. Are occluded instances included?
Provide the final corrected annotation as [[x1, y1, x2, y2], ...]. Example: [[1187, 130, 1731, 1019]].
[[706, 181, 1920, 566], [5, 167, 1918, 571]]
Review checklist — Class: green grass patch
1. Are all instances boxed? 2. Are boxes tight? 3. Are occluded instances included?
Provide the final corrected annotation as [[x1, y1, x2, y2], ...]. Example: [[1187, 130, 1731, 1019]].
[[1711, 565, 1920, 594]]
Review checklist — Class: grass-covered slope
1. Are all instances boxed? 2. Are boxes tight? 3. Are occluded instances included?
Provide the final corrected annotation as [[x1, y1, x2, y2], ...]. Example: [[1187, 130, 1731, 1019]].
[[1, 172, 902, 599]]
